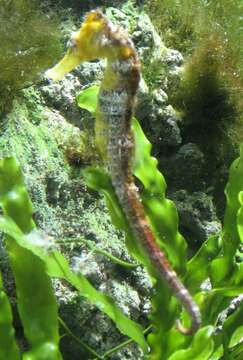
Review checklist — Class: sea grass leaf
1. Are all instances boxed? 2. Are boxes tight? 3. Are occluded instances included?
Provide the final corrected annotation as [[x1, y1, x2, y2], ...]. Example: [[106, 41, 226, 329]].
[[0, 216, 148, 353], [76, 85, 99, 114], [0, 157, 62, 360], [77, 85, 243, 359], [77, 86, 198, 359], [168, 326, 214, 360], [0, 157, 148, 354], [0, 271, 20, 360], [210, 144, 243, 286]]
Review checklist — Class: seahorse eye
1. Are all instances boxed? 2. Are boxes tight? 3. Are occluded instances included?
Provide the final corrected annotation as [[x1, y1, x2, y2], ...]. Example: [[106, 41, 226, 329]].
[[66, 38, 77, 52]]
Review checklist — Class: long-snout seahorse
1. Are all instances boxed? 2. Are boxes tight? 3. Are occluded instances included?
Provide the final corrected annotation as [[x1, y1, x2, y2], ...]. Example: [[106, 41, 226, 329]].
[[46, 9, 201, 335]]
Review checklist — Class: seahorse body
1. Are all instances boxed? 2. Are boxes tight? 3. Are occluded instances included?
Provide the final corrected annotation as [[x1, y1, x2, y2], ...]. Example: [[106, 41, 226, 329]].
[[46, 10, 201, 335]]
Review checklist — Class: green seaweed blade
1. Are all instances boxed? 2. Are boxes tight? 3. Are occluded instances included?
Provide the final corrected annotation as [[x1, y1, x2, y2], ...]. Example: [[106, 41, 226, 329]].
[[0, 271, 20, 360], [168, 326, 214, 360], [0, 215, 148, 354], [0, 158, 62, 360], [0, 157, 148, 354], [210, 144, 243, 286], [77, 86, 199, 359], [77, 85, 243, 359]]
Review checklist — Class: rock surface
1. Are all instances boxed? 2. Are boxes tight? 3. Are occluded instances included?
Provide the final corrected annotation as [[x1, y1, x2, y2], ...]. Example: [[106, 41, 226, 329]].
[[0, 1, 226, 359]]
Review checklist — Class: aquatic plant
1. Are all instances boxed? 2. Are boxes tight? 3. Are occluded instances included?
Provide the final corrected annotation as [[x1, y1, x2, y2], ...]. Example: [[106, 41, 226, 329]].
[[0, 157, 147, 359], [0, 109, 242, 358], [0, 4, 240, 358], [0, 0, 62, 113], [76, 84, 243, 359], [147, 0, 243, 222], [147, 0, 243, 57], [0, 157, 62, 360], [0, 68, 242, 360], [42, 8, 243, 357], [0, 271, 19, 359], [148, 0, 243, 146], [171, 36, 234, 148]]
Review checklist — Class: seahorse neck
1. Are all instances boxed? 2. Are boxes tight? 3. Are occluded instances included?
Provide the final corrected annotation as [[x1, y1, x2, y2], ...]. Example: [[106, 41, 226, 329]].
[[102, 56, 138, 93], [95, 53, 140, 164]]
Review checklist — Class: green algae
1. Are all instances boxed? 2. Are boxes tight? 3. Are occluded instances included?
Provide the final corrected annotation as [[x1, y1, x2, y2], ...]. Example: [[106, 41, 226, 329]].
[[171, 37, 234, 147], [148, 0, 243, 146], [79, 84, 243, 360], [148, 0, 243, 58], [147, 1, 243, 220], [0, 0, 62, 113]]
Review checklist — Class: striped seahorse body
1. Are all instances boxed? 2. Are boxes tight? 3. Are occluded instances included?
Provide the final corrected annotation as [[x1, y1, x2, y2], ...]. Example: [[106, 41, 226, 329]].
[[46, 9, 201, 335]]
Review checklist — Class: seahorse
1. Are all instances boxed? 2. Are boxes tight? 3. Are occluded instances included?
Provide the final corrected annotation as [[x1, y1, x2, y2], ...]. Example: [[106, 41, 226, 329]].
[[46, 9, 201, 335]]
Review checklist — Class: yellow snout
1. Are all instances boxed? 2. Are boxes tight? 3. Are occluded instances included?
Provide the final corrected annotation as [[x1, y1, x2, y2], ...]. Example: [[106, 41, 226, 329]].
[[45, 10, 106, 81]]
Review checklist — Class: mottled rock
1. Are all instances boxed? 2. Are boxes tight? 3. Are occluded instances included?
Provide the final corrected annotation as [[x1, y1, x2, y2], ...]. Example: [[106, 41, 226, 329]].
[[132, 12, 166, 61], [171, 190, 221, 245], [152, 88, 168, 106], [150, 104, 182, 147], [161, 143, 205, 191], [162, 48, 184, 68], [135, 77, 152, 121]]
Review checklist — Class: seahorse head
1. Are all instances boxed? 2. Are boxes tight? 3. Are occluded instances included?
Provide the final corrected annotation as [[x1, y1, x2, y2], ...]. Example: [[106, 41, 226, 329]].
[[46, 10, 136, 81]]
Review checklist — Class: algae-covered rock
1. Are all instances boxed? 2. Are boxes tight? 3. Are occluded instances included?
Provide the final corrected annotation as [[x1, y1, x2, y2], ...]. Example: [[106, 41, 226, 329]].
[[0, 85, 150, 358], [1, 1, 239, 358], [0, 4, 195, 358]]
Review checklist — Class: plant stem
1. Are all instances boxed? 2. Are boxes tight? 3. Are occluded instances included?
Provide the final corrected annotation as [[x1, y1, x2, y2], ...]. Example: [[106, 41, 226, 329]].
[[59, 237, 139, 269], [58, 316, 103, 359]]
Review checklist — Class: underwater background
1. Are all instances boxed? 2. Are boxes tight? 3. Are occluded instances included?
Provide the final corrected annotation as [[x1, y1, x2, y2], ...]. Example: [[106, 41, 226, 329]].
[[0, 0, 243, 359]]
